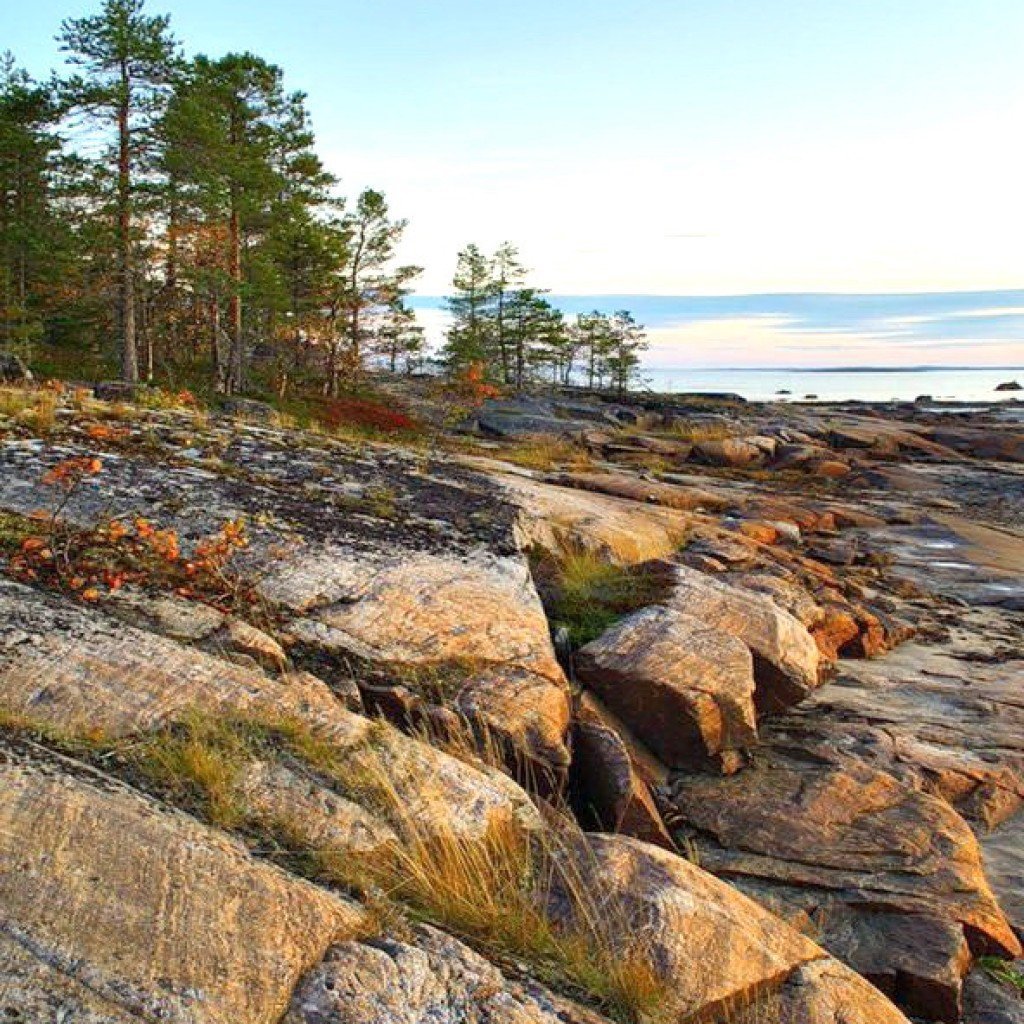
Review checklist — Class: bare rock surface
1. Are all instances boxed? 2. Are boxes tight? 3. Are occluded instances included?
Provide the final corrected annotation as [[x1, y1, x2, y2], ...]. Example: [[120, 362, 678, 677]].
[[498, 471, 691, 564], [665, 748, 1021, 1020], [285, 924, 611, 1024], [768, 958, 914, 1024], [0, 741, 369, 1024]]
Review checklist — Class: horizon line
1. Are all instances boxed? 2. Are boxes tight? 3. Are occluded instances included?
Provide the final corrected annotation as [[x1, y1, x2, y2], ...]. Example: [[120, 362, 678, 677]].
[[410, 287, 1024, 300], [640, 364, 1024, 373]]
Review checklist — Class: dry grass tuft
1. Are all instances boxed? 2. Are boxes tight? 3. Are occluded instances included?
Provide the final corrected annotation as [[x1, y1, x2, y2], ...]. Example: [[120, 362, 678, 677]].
[[367, 769, 666, 1022], [496, 436, 594, 471], [666, 420, 736, 443], [0, 385, 58, 433]]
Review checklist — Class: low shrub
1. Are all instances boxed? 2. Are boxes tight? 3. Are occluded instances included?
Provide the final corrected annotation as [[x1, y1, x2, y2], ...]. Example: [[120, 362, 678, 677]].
[[321, 396, 418, 434]]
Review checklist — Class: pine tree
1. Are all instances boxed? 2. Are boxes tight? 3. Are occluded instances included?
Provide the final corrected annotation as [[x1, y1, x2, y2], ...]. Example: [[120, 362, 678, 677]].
[[59, 0, 179, 383], [0, 56, 63, 355], [489, 241, 525, 385], [442, 244, 492, 375], [605, 310, 648, 395], [162, 53, 327, 392], [332, 190, 405, 386]]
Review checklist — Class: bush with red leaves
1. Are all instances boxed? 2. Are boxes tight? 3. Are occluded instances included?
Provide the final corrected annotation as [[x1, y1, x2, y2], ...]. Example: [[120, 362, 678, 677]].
[[320, 397, 418, 434]]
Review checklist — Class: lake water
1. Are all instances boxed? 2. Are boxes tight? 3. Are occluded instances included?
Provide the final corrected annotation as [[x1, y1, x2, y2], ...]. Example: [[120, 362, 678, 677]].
[[640, 367, 1023, 403]]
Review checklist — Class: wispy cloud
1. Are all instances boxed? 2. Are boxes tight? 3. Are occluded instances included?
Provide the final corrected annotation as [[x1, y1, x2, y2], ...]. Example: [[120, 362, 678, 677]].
[[409, 290, 1024, 368]]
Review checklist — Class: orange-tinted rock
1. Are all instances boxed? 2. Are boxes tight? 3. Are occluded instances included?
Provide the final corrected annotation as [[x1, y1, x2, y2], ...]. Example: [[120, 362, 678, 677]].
[[737, 521, 780, 544], [815, 460, 853, 478], [812, 605, 861, 660]]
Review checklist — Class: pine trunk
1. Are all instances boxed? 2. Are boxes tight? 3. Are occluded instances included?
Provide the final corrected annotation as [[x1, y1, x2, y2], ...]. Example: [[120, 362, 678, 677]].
[[117, 66, 138, 384]]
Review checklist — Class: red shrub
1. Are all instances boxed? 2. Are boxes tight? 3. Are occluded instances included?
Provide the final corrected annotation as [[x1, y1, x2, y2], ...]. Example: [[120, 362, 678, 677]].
[[321, 397, 417, 434]]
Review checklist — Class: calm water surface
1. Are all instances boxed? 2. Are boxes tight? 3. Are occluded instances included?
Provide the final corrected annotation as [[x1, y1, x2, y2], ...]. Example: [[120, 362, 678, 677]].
[[641, 367, 1023, 403]]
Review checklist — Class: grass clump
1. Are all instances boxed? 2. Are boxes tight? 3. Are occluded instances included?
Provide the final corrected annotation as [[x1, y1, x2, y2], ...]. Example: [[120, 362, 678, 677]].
[[665, 420, 736, 443], [126, 710, 386, 827], [496, 436, 593, 472], [979, 956, 1024, 993], [362, 764, 666, 1023], [532, 547, 672, 648]]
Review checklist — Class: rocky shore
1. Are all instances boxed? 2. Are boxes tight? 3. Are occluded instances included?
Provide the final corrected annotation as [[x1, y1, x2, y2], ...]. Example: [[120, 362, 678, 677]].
[[0, 379, 1021, 1023]]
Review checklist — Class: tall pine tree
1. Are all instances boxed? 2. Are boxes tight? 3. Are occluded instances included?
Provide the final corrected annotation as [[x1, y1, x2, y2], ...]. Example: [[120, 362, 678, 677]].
[[59, 0, 179, 383]]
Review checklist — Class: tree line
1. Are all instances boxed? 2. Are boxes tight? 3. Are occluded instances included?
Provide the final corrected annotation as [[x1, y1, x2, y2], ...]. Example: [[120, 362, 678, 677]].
[[441, 243, 648, 395], [0, 0, 424, 394], [1, 0, 649, 399]]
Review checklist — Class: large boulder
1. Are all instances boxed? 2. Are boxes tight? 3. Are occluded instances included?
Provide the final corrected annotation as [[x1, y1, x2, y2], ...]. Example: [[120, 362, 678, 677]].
[[475, 397, 595, 438], [664, 564, 822, 712], [576, 605, 757, 770], [546, 833, 908, 1023], [691, 436, 766, 467]]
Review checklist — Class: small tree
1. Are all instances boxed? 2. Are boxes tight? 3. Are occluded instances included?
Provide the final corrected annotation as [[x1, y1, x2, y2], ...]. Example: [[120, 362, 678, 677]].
[[442, 243, 492, 375], [330, 188, 416, 392]]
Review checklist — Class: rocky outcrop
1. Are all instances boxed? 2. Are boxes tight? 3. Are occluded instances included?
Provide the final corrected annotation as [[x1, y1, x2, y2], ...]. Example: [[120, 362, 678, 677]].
[[548, 469, 732, 512], [664, 563, 821, 712], [0, 351, 32, 382], [668, 754, 1019, 955], [0, 426, 572, 778], [767, 629, 1024, 830], [0, 742, 370, 1024], [0, 578, 543, 848], [576, 605, 757, 770], [283, 548, 572, 775], [665, 750, 1022, 1019], [2, 386, 1020, 1024]]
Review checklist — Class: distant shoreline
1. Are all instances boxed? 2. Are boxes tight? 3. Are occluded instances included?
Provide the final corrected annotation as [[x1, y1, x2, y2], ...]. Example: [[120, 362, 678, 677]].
[[642, 365, 1024, 374]]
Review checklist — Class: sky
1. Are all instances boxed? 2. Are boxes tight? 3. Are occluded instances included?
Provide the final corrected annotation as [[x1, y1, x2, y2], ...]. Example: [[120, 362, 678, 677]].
[[7, 0, 1024, 367]]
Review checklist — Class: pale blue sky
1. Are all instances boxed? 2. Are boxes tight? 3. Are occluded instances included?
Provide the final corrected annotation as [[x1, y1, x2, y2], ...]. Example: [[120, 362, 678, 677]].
[[7, 0, 1024, 365]]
